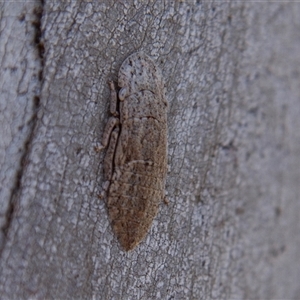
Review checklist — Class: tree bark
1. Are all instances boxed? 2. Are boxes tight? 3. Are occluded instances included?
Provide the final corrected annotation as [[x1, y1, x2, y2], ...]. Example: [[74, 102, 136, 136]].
[[1, 1, 300, 299]]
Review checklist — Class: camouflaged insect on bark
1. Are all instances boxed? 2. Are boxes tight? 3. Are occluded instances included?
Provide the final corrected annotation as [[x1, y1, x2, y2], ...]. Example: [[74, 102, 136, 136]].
[[99, 52, 168, 251]]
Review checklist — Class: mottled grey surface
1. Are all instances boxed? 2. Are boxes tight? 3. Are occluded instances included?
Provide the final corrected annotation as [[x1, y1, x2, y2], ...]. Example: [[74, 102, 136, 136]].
[[0, 0, 42, 245], [0, 1, 300, 299]]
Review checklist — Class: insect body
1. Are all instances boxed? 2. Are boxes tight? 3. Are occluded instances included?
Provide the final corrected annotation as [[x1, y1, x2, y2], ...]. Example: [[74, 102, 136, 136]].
[[99, 52, 168, 251]]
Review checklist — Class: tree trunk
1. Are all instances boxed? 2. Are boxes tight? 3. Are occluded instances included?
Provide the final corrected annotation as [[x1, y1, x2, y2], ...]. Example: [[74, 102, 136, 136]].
[[1, 1, 300, 299]]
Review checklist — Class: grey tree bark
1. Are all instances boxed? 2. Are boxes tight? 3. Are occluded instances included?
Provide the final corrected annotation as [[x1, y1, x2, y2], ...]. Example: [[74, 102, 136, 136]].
[[1, 1, 300, 299]]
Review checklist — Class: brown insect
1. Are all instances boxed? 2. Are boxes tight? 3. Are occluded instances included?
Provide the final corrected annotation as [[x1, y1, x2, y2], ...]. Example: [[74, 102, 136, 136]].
[[98, 52, 168, 251]]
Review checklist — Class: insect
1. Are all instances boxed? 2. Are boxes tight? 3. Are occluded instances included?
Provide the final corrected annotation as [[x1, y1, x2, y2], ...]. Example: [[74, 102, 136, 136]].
[[98, 52, 168, 251]]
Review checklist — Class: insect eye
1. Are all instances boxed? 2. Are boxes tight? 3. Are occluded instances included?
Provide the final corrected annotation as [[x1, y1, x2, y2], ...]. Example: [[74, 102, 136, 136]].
[[119, 87, 127, 100]]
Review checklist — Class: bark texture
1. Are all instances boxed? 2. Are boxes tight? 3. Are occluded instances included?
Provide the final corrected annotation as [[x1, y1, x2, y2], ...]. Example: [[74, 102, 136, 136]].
[[1, 1, 300, 299]]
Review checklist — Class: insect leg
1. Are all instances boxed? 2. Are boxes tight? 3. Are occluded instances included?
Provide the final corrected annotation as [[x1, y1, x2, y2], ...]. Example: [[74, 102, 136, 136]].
[[96, 117, 119, 151], [108, 80, 119, 117], [103, 126, 120, 182]]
